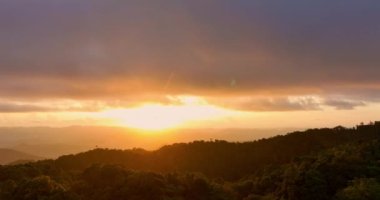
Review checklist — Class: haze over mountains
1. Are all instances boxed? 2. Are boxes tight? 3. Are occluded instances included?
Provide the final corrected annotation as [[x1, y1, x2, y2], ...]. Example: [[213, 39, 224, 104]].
[[0, 148, 42, 165], [0, 126, 293, 159]]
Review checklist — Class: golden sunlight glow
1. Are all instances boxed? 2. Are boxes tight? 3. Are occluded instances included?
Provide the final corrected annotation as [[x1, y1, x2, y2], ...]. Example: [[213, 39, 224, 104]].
[[98, 96, 234, 131]]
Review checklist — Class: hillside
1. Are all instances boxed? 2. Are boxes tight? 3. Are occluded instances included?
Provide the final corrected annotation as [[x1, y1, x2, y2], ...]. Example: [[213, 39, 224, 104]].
[[0, 149, 43, 165], [55, 124, 380, 180], [0, 123, 380, 199]]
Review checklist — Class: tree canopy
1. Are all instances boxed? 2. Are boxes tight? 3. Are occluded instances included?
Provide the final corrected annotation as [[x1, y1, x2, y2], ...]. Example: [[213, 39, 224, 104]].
[[1, 123, 380, 199]]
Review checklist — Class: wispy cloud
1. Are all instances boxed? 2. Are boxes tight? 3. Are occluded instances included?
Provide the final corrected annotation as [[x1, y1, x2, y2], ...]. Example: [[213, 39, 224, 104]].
[[324, 99, 366, 110], [207, 96, 322, 112], [0, 100, 107, 113]]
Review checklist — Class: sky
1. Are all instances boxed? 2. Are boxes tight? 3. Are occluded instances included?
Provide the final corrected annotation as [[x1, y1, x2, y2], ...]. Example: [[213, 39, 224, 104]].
[[0, 0, 380, 130]]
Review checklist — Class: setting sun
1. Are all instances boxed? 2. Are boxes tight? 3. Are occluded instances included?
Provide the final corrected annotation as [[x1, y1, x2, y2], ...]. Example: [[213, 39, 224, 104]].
[[98, 96, 234, 131]]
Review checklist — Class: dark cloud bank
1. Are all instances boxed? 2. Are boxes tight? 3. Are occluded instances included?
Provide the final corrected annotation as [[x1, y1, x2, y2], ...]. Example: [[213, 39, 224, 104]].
[[0, 0, 379, 111]]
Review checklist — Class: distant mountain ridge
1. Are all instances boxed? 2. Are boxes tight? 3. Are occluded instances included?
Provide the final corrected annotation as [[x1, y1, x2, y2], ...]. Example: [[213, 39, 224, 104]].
[[0, 148, 43, 165], [0, 126, 292, 158]]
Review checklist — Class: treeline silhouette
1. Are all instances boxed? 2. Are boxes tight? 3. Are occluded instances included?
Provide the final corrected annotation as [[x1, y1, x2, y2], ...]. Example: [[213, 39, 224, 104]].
[[1, 123, 380, 199]]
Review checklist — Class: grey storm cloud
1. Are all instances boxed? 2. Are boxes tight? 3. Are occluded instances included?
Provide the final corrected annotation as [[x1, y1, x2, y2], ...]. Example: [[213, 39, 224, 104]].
[[0, 103, 52, 113], [324, 99, 366, 110], [0, 0, 380, 101]]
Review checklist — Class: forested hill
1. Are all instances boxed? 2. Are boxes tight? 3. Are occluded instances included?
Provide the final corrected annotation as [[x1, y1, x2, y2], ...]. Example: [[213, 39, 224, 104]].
[[55, 124, 380, 180], [1, 123, 380, 200]]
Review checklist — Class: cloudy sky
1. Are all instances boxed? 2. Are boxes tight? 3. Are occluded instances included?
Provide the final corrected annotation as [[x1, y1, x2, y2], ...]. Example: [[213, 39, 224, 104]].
[[0, 0, 379, 129]]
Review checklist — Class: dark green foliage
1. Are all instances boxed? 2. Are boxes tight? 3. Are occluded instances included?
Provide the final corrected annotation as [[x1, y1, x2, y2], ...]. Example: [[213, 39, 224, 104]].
[[10, 176, 75, 200], [72, 165, 230, 200], [335, 178, 380, 200], [1, 124, 380, 199], [233, 139, 380, 200]]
